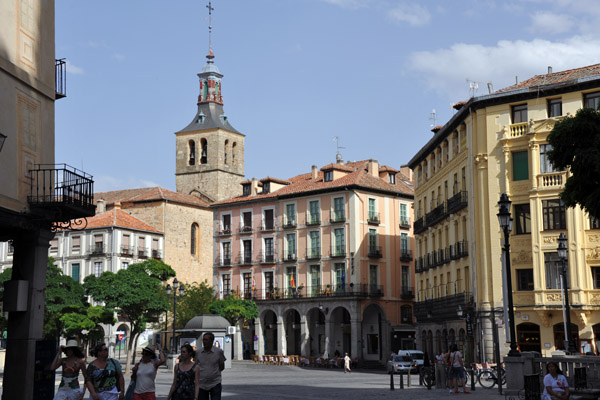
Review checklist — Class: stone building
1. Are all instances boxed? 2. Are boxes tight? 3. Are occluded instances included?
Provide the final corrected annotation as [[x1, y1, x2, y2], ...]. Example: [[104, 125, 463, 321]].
[[212, 159, 414, 365], [408, 64, 600, 361]]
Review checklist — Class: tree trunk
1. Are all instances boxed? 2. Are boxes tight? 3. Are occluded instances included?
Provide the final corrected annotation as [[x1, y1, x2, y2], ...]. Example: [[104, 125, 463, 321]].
[[124, 332, 139, 375]]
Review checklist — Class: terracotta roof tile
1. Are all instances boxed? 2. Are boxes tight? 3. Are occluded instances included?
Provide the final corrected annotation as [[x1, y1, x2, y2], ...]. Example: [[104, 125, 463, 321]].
[[95, 187, 210, 208], [497, 63, 600, 93], [379, 165, 400, 173], [259, 176, 290, 185], [84, 209, 162, 233], [320, 163, 355, 172]]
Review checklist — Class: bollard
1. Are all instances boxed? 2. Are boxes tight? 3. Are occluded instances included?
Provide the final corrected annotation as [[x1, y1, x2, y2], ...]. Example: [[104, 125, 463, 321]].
[[407, 368, 411, 387], [399, 370, 404, 389], [419, 368, 423, 386], [470, 368, 475, 391], [390, 369, 395, 390]]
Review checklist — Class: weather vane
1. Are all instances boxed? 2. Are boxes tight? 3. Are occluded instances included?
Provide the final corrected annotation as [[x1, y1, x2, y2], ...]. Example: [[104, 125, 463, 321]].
[[207, 1, 214, 51]]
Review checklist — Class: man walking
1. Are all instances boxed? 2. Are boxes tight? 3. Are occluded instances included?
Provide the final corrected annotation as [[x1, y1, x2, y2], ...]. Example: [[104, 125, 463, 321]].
[[196, 332, 227, 400]]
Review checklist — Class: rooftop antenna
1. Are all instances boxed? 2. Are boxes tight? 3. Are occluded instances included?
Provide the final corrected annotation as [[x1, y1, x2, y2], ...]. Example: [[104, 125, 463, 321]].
[[466, 78, 480, 97], [333, 136, 345, 163], [429, 109, 437, 127], [206, 1, 214, 54]]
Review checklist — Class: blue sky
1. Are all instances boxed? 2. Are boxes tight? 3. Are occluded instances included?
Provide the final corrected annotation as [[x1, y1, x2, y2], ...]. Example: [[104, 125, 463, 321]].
[[55, 0, 600, 193]]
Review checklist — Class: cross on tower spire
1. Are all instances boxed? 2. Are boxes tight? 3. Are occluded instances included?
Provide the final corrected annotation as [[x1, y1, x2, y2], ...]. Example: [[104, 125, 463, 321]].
[[206, 1, 214, 59]]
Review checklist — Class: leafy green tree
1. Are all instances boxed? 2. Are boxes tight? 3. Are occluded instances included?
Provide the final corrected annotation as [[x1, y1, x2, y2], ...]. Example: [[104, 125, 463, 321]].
[[548, 107, 600, 219], [60, 305, 116, 350], [84, 259, 175, 373], [209, 294, 258, 326], [175, 281, 216, 329], [0, 267, 12, 334]]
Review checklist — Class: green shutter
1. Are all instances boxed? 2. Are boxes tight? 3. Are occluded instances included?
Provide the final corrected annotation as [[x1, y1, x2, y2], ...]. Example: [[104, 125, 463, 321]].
[[513, 151, 529, 181]]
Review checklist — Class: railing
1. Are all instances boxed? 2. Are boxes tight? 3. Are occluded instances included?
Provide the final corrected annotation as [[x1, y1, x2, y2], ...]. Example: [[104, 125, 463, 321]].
[[415, 257, 425, 273], [261, 221, 276, 231], [450, 240, 468, 259], [399, 218, 411, 228], [368, 246, 382, 258], [306, 247, 321, 260], [508, 122, 528, 138], [330, 245, 346, 258], [414, 292, 473, 322], [90, 244, 105, 255], [401, 286, 415, 300], [239, 224, 253, 234], [282, 219, 297, 229], [306, 215, 321, 226], [217, 227, 232, 236], [447, 191, 468, 214], [400, 249, 412, 261], [236, 253, 253, 265], [330, 212, 346, 223], [55, 58, 66, 99], [215, 257, 232, 267], [259, 252, 275, 264], [414, 217, 425, 234], [253, 283, 385, 301], [121, 246, 133, 257], [426, 202, 446, 226], [367, 212, 380, 224], [28, 164, 95, 221], [152, 249, 162, 259], [537, 171, 566, 190], [282, 252, 297, 262], [138, 248, 148, 259]]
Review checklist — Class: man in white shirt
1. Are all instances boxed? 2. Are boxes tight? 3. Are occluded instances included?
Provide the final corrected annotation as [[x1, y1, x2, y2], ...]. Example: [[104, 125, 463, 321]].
[[196, 332, 226, 400]]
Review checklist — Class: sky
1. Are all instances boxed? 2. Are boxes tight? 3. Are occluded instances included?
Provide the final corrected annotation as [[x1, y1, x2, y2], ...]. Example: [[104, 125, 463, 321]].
[[55, 0, 600, 193]]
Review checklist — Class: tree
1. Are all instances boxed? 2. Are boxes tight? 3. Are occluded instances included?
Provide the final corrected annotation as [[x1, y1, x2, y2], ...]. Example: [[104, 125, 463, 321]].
[[84, 259, 175, 373], [547, 107, 600, 219], [0, 267, 12, 334], [174, 281, 216, 329], [60, 305, 116, 351], [209, 294, 258, 326]]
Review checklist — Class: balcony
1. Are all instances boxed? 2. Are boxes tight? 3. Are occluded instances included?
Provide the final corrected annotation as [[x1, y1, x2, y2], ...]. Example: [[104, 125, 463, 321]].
[[401, 286, 415, 300], [426, 202, 446, 227], [261, 221, 276, 232], [537, 171, 566, 191], [330, 212, 346, 223], [89, 244, 105, 256], [508, 122, 528, 138], [414, 217, 425, 234], [120, 246, 133, 257], [368, 246, 382, 258], [253, 283, 384, 301], [400, 249, 412, 261], [330, 245, 346, 258], [306, 215, 321, 226], [306, 247, 321, 260], [282, 252, 297, 262], [447, 191, 468, 214], [399, 218, 411, 229], [239, 224, 253, 234], [215, 257, 232, 267], [55, 58, 66, 99], [449, 240, 468, 260], [282, 219, 297, 229], [414, 291, 473, 322], [259, 252, 275, 264], [138, 248, 148, 259], [27, 164, 95, 226], [415, 257, 425, 273], [217, 227, 232, 236], [236, 253, 253, 266], [367, 212, 380, 225], [151, 249, 162, 260]]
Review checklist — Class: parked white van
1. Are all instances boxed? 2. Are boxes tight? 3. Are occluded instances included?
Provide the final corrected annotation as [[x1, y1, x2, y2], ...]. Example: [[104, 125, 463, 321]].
[[397, 350, 425, 368]]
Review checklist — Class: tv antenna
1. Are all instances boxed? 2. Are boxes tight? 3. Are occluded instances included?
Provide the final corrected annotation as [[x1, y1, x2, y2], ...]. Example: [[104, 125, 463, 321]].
[[466, 78, 480, 97], [333, 136, 345, 163], [429, 109, 437, 128]]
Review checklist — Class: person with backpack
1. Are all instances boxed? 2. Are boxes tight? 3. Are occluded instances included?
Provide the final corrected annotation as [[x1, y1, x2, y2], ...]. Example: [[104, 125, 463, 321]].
[[448, 344, 470, 394]]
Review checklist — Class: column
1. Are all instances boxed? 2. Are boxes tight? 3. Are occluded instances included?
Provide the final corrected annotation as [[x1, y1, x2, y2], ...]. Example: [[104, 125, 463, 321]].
[[300, 314, 309, 356], [277, 316, 285, 355], [3, 227, 54, 400], [255, 319, 264, 357], [233, 323, 243, 360], [325, 318, 333, 357], [351, 318, 360, 360]]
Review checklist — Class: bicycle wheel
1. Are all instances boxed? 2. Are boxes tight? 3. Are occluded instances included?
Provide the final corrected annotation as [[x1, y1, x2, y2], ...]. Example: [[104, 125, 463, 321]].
[[499, 368, 506, 386], [478, 370, 496, 389]]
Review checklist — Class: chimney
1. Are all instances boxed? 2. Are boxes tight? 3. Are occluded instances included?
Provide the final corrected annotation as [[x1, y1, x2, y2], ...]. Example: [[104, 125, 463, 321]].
[[312, 165, 318, 180], [114, 201, 121, 210], [368, 159, 379, 177], [400, 165, 413, 182], [487, 82, 493, 94], [96, 199, 106, 214], [515, 76, 519, 85], [251, 178, 259, 196], [548, 66, 552, 74]]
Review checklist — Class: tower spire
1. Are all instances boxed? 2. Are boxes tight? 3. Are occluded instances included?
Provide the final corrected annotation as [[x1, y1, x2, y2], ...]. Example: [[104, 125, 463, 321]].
[[206, 1, 215, 61]]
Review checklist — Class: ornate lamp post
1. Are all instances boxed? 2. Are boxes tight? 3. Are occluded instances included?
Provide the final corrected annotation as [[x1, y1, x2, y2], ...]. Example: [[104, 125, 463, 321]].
[[166, 278, 184, 354], [557, 233, 576, 354], [497, 193, 520, 357]]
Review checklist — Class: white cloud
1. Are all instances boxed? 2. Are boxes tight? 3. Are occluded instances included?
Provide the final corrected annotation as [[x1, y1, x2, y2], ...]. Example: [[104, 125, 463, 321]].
[[94, 175, 160, 193], [388, 3, 431, 26], [319, 0, 367, 9], [530, 11, 575, 34], [407, 36, 600, 100], [67, 61, 84, 75]]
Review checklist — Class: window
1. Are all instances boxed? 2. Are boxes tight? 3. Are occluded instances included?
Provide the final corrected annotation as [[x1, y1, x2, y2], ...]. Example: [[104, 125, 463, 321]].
[[453, 173, 458, 195], [50, 238, 58, 252], [71, 236, 80, 252], [121, 262, 128, 270], [512, 104, 528, 123], [242, 211, 252, 231], [517, 269, 534, 291], [286, 233, 296, 259], [222, 274, 231, 295], [542, 199, 566, 230], [262, 182, 270, 193], [401, 265, 409, 289], [400, 203, 409, 226], [544, 252, 563, 289], [333, 228, 345, 256], [263, 237, 274, 262], [242, 240, 252, 264], [584, 92, 600, 110], [94, 262, 103, 278], [152, 238, 159, 258], [593, 267, 600, 289], [461, 167, 466, 190], [200, 138, 208, 164], [308, 200, 320, 225], [264, 271, 274, 294], [513, 151, 529, 181], [540, 144, 560, 174], [222, 214, 231, 231], [71, 263, 80, 282], [368, 198, 376, 220], [400, 233, 409, 253], [191, 223, 199, 255], [286, 266, 297, 289], [188, 140, 196, 165], [401, 305, 412, 323], [242, 184, 250, 196], [263, 209, 274, 230], [324, 170, 333, 182], [224, 139, 229, 165], [335, 263, 346, 290], [285, 204, 296, 226], [590, 216, 600, 230], [222, 242, 231, 264], [369, 229, 377, 253], [369, 265, 378, 293], [309, 231, 320, 258], [514, 204, 531, 234], [548, 99, 562, 117], [333, 197, 345, 221], [310, 265, 321, 294], [93, 235, 103, 254], [122, 234, 130, 253], [389, 174, 396, 184], [243, 273, 252, 298]]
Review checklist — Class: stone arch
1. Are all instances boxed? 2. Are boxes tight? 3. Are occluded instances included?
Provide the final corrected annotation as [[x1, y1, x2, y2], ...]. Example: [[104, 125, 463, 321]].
[[260, 309, 278, 355], [306, 306, 326, 356], [284, 309, 301, 355], [362, 302, 387, 362], [517, 322, 541, 353], [330, 306, 351, 357]]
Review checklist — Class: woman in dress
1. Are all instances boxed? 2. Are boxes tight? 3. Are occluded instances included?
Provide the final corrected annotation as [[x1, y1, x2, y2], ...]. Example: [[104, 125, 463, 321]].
[[85, 343, 125, 400], [50, 339, 86, 400], [542, 361, 570, 400], [344, 353, 351, 373], [167, 344, 199, 400], [131, 344, 166, 400]]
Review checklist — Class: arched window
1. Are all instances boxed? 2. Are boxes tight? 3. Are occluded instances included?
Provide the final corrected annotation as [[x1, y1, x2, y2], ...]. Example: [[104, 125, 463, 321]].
[[188, 140, 196, 166], [200, 138, 208, 164], [224, 139, 229, 165], [203, 80, 209, 100], [553, 322, 579, 352], [232, 142, 237, 165], [517, 323, 541, 353], [191, 223, 199, 256]]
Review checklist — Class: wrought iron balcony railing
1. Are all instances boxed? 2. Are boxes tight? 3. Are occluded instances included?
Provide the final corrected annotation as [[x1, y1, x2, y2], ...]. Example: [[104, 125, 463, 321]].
[[121, 246, 133, 257], [330, 212, 346, 223], [236, 253, 253, 265], [400, 249, 412, 261], [282, 252, 297, 262], [252, 283, 385, 301], [367, 212, 380, 225], [306, 215, 321, 226], [138, 248, 148, 259], [282, 218, 297, 229], [261, 221, 276, 231], [239, 224, 253, 234], [368, 246, 382, 258], [446, 191, 468, 214], [259, 252, 275, 264], [401, 286, 415, 300], [330, 245, 346, 258], [215, 257, 232, 267], [217, 227, 232, 236], [55, 58, 66, 99], [89, 244, 105, 255], [28, 164, 95, 228], [306, 247, 321, 260], [399, 218, 411, 228], [151, 249, 162, 259]]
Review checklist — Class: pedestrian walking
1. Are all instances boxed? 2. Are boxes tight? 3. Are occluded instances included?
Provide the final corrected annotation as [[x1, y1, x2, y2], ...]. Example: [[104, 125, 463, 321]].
[[344, 353, 351, 373], [196, 332, 226, 400], [448, 344, 470, 394], [85, 343, 125, 400], [167, 343, 199, 400], [131, 344, 166, 400], [50, 339, 87, 400]]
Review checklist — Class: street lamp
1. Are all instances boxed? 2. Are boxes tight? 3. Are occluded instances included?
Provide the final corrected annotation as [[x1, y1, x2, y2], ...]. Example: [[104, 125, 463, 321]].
[[166, 278, 184, 354], [557, 233, 576, 354], [0, 133, 6, 153], [497, 193, 520, 357]]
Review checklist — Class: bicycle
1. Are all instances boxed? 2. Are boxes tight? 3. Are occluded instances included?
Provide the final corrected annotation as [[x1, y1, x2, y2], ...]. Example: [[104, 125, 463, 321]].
[[420, 366, 436, 388], [478, 365, 506, 388]]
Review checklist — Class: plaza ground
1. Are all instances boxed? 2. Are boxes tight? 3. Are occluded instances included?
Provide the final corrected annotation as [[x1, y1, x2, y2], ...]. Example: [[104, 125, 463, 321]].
[[16, 360, 512, 399]]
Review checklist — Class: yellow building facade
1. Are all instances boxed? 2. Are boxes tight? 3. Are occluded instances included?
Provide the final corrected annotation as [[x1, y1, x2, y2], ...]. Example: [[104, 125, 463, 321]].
[[409, 64, 600, 361]]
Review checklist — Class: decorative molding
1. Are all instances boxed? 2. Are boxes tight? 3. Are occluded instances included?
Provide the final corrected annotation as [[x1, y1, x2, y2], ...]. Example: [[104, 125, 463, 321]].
[[515, 293, 534, 304], [543, 236, 557, 245], [576, 311, 590, 327], [546, 293, 562, 302], [586, 247, 600, 260], [537, 310, 552, 328], [475, 153, 488, 164], [588, 234, 600, 243], [590, 294, 600, 305], [512, 250, 532, 264]]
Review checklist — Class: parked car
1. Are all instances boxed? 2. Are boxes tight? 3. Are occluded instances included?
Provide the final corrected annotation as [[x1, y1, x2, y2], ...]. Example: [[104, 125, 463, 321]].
[[398, 350, 425, 369], [387, 355, 418, 373]]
